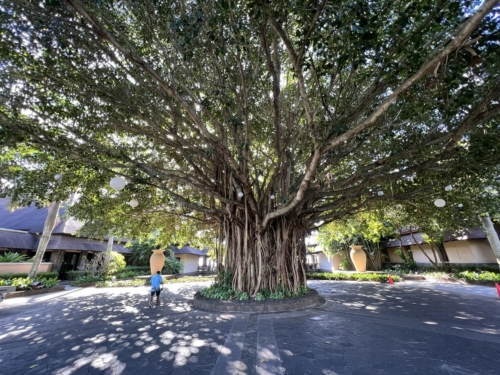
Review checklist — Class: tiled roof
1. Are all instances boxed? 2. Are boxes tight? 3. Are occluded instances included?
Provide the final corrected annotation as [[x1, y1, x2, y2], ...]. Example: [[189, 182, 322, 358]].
[[0, 198, 82, 234], [0, 229, 38, 250], [385, 228, 495, 248], [174, 245, 208, 256], [34, 235, 132, 253]]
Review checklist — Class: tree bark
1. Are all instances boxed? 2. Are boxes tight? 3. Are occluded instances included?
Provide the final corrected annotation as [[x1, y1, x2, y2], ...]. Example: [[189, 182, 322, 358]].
[[223, 210, 308, 295], [104, 235, 114, 273], [28, 201, 61, 279], [479, 214, 500, 267]]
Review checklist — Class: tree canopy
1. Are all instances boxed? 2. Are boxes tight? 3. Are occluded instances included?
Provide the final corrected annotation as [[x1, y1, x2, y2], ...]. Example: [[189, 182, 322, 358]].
[[1, 0, 499, 293]]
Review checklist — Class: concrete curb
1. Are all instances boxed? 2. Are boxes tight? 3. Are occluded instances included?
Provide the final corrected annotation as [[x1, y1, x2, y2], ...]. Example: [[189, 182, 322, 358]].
[[193, 288, 324, 313], [5, 285, 66, 299]]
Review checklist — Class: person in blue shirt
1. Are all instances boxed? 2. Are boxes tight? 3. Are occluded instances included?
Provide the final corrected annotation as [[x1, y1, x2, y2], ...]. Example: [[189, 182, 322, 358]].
[[149, 271, 164, 307]]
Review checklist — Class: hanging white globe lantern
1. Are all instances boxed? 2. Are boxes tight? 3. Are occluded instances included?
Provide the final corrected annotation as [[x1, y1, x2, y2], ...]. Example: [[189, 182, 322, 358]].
[[54, 174, 62, 181], [458, 203, 463, 208], [377, 191, 384, 196], [445, 185, 452, 191], [485, 186, 493, 191], [199, 231, 205, 238], [434, 199, 446, 207], [175, 225, 180, 231], [128, 199, 139, 208], [238, 192, 244, 198], [270, 194, 275, 200], [110, 176, 126, 191]]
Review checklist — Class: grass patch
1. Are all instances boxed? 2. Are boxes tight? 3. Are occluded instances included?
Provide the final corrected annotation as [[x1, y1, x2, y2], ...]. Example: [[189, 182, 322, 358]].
[[307, 272, 401, 283]]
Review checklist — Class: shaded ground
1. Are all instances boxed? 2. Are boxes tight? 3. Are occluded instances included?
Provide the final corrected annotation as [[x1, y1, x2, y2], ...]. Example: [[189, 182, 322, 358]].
[[0, 280, 499, 375]]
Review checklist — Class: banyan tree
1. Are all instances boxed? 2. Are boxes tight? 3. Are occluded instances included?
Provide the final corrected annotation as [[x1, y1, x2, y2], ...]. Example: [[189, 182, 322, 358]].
[[1, 0, 499, 294]]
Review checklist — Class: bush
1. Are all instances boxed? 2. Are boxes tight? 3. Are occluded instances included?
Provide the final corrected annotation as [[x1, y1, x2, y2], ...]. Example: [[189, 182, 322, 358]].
[[455, 271, 500, 282], [38, 277, 58, 288], [10, 277, 32, 291], [66, 270, 89, 281], [123, 266, 150, 272], [71, 275, 103, 285], [163, 257, 183, 274], [307, 272, 400, 283], [107, 252, 127, 274], [0, 252, 29, 263], [0, 271, 58, 280], [96, 279, 145, 288]]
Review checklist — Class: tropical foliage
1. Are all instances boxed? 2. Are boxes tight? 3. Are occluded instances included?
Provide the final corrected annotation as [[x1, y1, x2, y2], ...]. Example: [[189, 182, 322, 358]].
[[1, 0, 499, 294], [307, 272, 401, 283], [128, 236, 184, 274], [0, 252, 31, 263]]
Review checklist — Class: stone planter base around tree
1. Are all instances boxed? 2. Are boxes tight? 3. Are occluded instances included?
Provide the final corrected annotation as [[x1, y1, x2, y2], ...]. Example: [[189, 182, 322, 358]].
[[192, 289, 325, 313]]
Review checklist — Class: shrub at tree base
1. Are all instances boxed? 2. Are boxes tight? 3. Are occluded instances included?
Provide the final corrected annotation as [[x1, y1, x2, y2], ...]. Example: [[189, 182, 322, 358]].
[[307, 272, 401, 283]]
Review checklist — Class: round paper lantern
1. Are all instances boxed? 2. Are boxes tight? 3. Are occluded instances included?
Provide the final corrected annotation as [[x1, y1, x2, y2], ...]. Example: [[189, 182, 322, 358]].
[[377, 191, 384, 196], [270, 194, 275, 200], [485, 186, 493, 191], [128, 199, 139, 208], [54, 174, 62, 181], [434, 199, 446, 207], [458, 203, 463, 208], [175, 225, 180, 231], [110, 176, 126, 191], [445, 185, 452, 191], [238, 192, 244, 198]]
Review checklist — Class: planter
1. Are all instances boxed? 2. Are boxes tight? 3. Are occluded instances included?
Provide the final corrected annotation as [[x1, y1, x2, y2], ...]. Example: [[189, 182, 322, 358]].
[[0, 262, 53, 275], [193, 289, 325, 313], [150, 249, 165, 275], [350, 246, 367, 272], [332, 254, 342, 271], [4, 285, 65, 299]]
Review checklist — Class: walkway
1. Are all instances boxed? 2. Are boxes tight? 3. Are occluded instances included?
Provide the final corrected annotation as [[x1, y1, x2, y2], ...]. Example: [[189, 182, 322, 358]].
[[0, 280, 499, 374]]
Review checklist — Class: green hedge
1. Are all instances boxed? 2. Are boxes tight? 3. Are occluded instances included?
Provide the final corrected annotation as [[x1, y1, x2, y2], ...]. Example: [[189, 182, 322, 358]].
[[123, 266, 150, 272], [454, 271, 500, 282], [307, 272, 400, 283], [0, 271, 58, 280], [66, 270, 89, 280], [95, 275, 215, 288]]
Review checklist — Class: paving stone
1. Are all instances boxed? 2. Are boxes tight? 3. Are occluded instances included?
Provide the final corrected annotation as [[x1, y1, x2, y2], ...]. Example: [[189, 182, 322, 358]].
[[1, 281, 500, 374]]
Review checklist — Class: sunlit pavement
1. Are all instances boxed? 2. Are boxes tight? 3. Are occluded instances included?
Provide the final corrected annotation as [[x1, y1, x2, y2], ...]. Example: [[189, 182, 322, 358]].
[[1, 280, 499, 375]]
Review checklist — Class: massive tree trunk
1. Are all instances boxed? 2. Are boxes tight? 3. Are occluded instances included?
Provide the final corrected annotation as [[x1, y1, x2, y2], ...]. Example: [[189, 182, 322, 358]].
[[28, 201, 61, 279], [223, 211, 308, 295], [479, 214, 500, 267]]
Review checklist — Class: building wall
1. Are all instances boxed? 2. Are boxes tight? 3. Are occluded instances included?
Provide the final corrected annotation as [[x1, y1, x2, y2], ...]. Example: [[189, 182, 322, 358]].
[[409, 244, 438, 263], [444, 240, 496, 263], [317, 252, 333, 271], [0, 262, 53, 274], [177, 254, 199, 274], [388, 249, 404, 263]]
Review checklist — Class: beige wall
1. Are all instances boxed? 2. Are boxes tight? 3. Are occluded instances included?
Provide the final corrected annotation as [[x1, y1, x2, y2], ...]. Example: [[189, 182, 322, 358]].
[[388, 249, 403, 263], [444, 240, 496, 263], [410, 244, 440, 263], [177, 254, 199, 274], [0, 262, 53, 274]]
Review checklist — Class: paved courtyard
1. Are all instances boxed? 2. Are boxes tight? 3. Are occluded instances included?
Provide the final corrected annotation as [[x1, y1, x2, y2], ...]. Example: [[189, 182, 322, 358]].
[[0, 280, 499, 375]]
